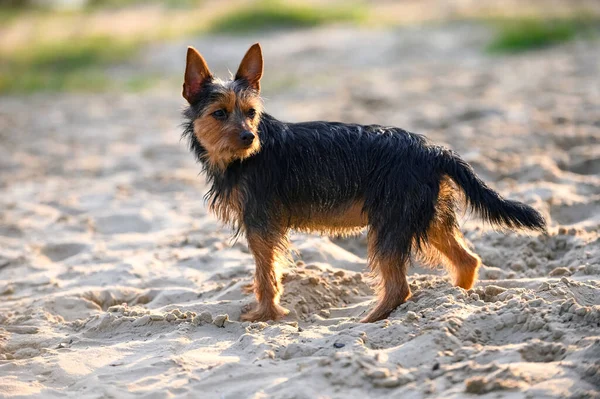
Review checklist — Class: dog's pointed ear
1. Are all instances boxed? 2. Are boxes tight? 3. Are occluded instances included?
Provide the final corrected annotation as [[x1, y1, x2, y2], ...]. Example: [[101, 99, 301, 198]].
[[235, 43, 263, 92], [183, 46, 212, 104]]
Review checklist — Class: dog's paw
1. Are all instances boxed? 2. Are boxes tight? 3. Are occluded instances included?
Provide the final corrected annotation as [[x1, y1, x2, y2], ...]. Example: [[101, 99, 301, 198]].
[[359, 302, 397, 323], [240, 303, 289, 322], [360, 311, 390, 324]]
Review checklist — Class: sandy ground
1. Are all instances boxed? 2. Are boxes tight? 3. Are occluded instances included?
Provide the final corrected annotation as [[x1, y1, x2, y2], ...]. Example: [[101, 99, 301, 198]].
[[1, 25, 600, 398]]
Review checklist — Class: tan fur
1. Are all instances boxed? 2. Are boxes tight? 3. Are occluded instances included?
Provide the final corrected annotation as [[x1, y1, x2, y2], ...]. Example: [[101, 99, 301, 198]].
[[420, 178, 481, 290], [361, 230, 411, 323], [193, 89, 263, 170], [239, 201, 367, 321], [241, 229, 291, 322], [183, 47, 212, 103], [426, 222, 481, 290], [208, 186, 244, 228], [235, 43, 263, 92], [290, 201, 368, 236]]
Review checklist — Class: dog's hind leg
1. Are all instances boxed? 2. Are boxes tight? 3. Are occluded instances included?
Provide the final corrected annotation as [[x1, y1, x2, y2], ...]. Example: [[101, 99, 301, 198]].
[[425, 215, 481, 290], [361, 228, 411, 323], [420, 178, 481, 290]]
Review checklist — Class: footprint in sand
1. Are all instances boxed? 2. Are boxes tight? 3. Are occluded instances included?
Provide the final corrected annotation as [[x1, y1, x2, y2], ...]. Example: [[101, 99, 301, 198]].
[[0, 224, 23, 238], [550, 201, 600, 225], [94, 212, 153, 234], [142, 144, 185, 160], [519, 340, 567, 362], [41, 242, 89, 262], [564, 146, 600, 176], [567, 156, 600, 176]]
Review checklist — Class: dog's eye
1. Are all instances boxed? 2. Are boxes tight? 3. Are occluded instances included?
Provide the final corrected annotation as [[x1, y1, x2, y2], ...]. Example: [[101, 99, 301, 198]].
[[247, 108, 256, 119], [212, 109, 227, 120]]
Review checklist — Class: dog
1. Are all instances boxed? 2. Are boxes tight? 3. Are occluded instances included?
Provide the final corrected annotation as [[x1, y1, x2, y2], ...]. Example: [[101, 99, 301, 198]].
[[181, 43, 546, 323]]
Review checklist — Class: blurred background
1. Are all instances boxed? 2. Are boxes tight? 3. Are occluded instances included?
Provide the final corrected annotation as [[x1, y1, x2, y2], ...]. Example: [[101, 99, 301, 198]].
[[1, 0, 599, 226], [2, 4, 600, 397], [1, 0, 599, 96]]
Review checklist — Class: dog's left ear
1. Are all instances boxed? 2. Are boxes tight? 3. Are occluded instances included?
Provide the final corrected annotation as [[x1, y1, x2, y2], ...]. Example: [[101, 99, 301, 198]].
[[183, 46, 212, 104], [235, 43, 263, 92]]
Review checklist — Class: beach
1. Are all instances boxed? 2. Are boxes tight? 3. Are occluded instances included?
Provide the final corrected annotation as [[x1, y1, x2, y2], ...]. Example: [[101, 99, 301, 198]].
[[1, 23, 600, 398]]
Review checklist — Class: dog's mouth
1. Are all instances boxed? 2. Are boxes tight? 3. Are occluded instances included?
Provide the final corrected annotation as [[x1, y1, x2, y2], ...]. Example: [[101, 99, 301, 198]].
[[235, 140, 260, 159], [236, 138, 257, 150], [239, 142, 254, 150]]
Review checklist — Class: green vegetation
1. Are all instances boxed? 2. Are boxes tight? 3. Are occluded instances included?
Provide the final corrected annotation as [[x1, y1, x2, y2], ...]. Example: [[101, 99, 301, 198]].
[[125, 75, 159, 92], [209, 0, 366, 33], [487, 16, 598, 53], [0, 1, 368, 93], [85, 0, 202, 10], [0, 6, 30, 24], [0, 36, 141, 93]]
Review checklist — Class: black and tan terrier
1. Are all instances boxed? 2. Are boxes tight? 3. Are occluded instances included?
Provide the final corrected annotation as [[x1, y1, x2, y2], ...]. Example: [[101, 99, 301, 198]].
[[181, 43, 546, 323]]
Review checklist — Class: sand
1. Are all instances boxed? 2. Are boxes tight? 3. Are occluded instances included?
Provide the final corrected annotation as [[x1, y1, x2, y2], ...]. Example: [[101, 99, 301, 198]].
[[1, 25, 599, 398]]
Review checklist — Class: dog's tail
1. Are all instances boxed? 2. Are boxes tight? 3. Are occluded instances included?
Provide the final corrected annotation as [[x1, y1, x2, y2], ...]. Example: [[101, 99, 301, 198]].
[[433, 147, 546, 232]]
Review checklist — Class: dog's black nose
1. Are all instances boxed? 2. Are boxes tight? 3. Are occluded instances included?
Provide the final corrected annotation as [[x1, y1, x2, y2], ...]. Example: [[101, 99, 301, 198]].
[[240, 131, 255, 145]]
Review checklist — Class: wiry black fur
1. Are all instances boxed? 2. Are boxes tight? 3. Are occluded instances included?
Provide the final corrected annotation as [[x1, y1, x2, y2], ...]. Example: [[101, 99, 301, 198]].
[[433, 148, 547, 231], [182, 84, 546, 263]]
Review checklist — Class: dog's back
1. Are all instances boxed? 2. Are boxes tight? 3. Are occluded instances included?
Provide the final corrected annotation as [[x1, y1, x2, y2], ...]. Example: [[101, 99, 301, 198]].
[[234, 112, 441, 220]]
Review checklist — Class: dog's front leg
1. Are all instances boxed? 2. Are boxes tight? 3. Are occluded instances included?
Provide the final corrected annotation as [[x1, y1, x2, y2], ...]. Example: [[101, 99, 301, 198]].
[[241, 228, 290, 322]]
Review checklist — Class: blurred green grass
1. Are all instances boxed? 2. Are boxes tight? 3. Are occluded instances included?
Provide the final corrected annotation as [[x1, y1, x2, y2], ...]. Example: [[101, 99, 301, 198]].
[[85, 0, 202, 10], [0, 36, 139, 93], [0, 0, 367, 94], [0, 9, 20, 23], [2, 1, 598, 94], [487, 16, 598, 53], [209, 0, 367, 33]]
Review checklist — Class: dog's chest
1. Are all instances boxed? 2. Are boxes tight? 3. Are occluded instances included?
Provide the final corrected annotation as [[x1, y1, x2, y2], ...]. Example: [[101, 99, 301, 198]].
[[208, 186, 244, 226]]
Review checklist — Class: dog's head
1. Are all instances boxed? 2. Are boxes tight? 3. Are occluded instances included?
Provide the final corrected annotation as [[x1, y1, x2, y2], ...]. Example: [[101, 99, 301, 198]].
[[183, 44, 264, 170]]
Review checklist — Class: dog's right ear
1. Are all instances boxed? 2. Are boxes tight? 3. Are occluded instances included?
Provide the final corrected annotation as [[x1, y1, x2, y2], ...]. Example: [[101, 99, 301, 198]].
[[183, 47, 212, 104], [235, 43, 263, 92]]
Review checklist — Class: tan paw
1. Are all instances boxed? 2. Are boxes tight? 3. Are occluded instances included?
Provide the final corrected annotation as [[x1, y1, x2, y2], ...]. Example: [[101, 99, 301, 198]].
[[240, 303, 290, 322], [360, 296, 409, 323], [360, 307, 392, 323]]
